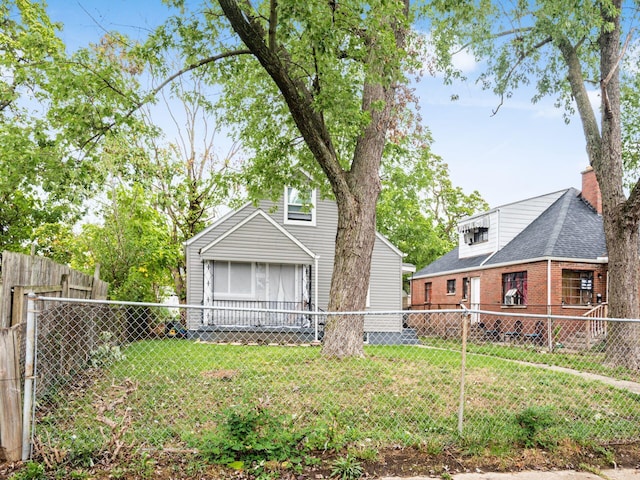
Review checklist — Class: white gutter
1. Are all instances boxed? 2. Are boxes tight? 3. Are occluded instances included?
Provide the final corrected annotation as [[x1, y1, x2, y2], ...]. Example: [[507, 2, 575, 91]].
[[547, 258, 552, 314], [413, 255, 609, 281], [314, 256, 319, 342]]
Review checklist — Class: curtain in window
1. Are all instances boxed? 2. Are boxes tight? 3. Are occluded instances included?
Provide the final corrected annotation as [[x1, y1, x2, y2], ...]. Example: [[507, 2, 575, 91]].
[[229, 263, 252, 294], [503, 272, 527, 304], [268, 264, 296, 303]]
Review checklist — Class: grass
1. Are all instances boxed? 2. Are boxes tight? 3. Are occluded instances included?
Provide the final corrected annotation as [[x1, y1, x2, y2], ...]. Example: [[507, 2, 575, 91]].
[[34, 339, 640, 471], [420, 336, 639, 381]]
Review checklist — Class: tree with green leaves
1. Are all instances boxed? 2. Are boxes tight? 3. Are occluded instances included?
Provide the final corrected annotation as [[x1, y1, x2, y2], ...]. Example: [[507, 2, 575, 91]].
[[136, 0, 413, 357], [429, 0, 640, 368], [0, 1, 150, 253], [126, 76, 241, 302], [378, 133, 488, 270], [72, 184, 176, 302], [0, 0, 81, 252]]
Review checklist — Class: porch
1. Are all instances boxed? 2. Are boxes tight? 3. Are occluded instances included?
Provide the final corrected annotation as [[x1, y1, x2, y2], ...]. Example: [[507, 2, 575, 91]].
[[198, 299, 322, 343]]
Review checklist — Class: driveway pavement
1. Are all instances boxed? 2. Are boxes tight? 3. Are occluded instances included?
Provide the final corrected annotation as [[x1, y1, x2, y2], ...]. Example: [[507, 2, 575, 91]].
[[382, 469, 640, 479]]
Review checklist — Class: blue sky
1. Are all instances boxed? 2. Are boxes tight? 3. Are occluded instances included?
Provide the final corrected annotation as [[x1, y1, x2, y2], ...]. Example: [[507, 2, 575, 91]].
[[45, 0, 592, 208]]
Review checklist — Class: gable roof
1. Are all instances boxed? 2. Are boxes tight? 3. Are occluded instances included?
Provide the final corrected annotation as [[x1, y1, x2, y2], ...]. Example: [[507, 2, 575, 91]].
[[184, 202, 252, 247], [414, 188, 606, 279], [200, 209, 317, 261]]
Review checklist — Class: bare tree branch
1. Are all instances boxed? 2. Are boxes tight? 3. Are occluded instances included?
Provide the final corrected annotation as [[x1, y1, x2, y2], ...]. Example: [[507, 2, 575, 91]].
[[601, 28, 635, 117], [80, 49, 251, 149]]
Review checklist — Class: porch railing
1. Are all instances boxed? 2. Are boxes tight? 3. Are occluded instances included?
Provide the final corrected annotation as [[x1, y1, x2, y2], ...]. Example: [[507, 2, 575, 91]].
[[203, 300, 314, 327], [582, 302, 608, 348]]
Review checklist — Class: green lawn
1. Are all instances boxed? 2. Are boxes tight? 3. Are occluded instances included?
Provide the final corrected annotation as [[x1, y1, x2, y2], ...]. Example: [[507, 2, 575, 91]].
[[35, 339, 640, 463]]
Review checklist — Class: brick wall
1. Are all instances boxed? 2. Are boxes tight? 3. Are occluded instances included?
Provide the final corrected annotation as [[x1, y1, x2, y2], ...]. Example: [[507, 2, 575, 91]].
[[410, 260, 609, 316], [581, 166, 602, 214]]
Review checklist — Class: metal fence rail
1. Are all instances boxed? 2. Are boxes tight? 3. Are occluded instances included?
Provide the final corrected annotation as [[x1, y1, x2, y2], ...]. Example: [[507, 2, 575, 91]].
[[19, 296, 640, 465]]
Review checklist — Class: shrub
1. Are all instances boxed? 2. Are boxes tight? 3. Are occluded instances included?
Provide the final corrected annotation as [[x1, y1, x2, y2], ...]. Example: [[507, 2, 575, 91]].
[[195, 404, 310, 471], [89, 331, 125, 368], [515, 406, 556, 448]]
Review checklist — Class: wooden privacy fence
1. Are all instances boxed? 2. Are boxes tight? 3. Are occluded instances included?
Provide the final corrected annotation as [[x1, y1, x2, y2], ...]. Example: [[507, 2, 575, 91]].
[[0, 251, 108, 328], [0, 323, 24, 462], [0, 251, 108, 462]]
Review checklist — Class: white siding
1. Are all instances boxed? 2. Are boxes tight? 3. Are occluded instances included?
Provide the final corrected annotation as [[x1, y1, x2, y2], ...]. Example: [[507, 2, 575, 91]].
[[458, 211, 497, 258], [496, 190, 565, 248], [457, 190, 567, 260]]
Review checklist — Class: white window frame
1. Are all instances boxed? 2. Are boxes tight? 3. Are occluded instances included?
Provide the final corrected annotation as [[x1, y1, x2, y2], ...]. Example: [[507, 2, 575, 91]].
[[284, 187, 316, 226], [214, 261, 255, 300]]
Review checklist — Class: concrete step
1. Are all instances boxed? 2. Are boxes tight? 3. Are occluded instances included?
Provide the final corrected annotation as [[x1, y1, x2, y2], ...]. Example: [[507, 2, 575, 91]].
[[401, 328, 421, 345]]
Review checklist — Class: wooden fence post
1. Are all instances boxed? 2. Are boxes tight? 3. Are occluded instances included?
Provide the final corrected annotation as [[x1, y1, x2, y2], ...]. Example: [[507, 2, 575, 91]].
[[91, 264, 101, 300], [61, 274, 70, 298], [0, 325, 23, 462], [11, 286, 25, 327]]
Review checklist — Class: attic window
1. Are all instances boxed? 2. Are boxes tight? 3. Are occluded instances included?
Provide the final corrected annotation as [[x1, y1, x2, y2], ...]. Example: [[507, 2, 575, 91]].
[[463, 227, 489, 245], [285, 187, 316, 225]]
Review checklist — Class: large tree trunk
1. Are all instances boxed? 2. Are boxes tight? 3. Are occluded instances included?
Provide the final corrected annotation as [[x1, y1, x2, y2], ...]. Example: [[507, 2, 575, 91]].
[[322, 123, 384, 357], [559, 0, 640, 368], [597, 0, 640, 368], [217, 0, 409, 357], [322, 193, 378, 358]]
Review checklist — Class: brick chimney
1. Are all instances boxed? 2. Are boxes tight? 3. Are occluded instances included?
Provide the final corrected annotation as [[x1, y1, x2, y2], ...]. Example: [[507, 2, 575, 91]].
[[581, 166, 602, 214]]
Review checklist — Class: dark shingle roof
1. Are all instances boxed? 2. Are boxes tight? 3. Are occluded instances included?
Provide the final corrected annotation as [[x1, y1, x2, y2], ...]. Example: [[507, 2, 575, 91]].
[[486, 188, 605, 264], [414, 247, 491, 277], [415, 188, 606, 278]]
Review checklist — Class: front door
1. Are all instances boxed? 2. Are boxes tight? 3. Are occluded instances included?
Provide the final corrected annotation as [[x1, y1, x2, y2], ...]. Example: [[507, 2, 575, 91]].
[[470, 277, 481, 324]]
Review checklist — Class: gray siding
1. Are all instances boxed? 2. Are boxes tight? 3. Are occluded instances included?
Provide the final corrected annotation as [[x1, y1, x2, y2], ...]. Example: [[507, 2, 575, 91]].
[[367, 237, 403, 332], [185, 195, 404, 332], [200, 212, 314, 264]]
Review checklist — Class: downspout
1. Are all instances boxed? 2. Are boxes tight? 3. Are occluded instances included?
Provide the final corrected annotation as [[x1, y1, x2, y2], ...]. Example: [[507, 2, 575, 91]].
[[314, 256, 319, 342], [547, 258, 553, 351], [547, 259, 552, 313]]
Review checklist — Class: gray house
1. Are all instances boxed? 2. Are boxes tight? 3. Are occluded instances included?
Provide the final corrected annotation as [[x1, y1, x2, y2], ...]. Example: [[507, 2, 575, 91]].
[[185, 187, 412, 344]]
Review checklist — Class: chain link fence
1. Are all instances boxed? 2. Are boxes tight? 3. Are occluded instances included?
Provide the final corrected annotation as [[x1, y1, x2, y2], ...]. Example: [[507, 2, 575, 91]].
[[21, 296, 640, 467]]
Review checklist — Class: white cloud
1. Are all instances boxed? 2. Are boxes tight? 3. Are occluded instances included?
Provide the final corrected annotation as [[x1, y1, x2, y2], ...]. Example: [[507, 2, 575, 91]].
[[451, 47, 478, 74]]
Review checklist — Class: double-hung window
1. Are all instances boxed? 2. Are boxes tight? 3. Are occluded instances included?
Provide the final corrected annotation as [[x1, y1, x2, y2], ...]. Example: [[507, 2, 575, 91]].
[[285, 187, 316, 225], [446, 279, 456, 295]]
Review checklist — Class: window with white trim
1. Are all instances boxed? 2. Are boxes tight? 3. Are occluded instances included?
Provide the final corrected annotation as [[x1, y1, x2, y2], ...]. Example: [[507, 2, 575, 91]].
[[562, 270, 594, 305], [214, 261, 253, 298], [212, 261, 308, 303], [285, 187, 316, 225], [502, 271, 527, 305]]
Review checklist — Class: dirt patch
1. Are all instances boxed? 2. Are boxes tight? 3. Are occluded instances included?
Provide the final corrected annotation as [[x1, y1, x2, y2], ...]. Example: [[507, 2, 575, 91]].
[[2, 442, 639, 479], [201, 369, 240, 380]]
